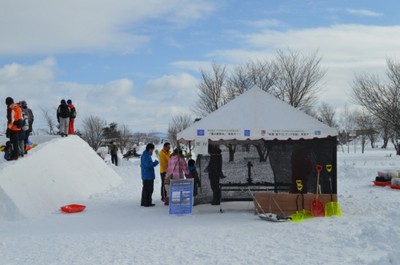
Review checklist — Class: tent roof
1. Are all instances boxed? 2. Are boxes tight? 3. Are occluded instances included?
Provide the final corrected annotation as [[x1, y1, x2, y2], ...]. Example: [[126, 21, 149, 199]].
[[178, 87, 337, 142]]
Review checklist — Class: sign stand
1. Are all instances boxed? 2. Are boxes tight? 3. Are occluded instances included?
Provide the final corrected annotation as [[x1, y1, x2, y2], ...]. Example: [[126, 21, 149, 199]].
[[169, 179, 194, 215]]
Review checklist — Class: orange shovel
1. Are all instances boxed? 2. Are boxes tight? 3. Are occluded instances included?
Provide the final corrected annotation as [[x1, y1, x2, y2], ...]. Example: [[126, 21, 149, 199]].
[[311, 164, 325, 217]]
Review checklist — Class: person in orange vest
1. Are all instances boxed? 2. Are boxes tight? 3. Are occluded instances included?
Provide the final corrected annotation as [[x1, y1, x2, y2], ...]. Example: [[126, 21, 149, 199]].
[[5, 97, 23, 160], [67, 99, 76, 135]]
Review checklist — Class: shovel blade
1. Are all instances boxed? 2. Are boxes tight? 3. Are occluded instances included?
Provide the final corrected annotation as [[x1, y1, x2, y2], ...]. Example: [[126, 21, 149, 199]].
[[290, 211, 304, 222], [289, 209, 313, 222], [311, 199, 325, 217], [325, 201, 342, 217]]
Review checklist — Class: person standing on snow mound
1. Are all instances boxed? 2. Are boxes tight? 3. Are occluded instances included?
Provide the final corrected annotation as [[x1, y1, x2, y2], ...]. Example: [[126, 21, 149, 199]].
[[67, 99, 76, 135], [5, 97, 23, 160], [57, 99, 70, 137], [140, 143, 159, 207], [19, 100, 34, 154]]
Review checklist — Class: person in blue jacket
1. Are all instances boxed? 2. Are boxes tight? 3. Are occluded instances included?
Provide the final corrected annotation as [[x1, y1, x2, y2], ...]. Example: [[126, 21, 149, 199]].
[[140, 143, 159, 207]]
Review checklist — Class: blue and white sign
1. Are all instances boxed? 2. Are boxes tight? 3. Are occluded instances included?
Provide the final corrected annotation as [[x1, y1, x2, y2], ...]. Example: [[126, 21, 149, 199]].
[[197, 129, 205, 136], [169, 179, 194, 215], [244, 129, 251, 137]]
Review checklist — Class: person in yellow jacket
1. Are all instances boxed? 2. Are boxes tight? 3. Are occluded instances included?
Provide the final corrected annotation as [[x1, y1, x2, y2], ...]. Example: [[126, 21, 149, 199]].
[[159, 142, 171, 202]]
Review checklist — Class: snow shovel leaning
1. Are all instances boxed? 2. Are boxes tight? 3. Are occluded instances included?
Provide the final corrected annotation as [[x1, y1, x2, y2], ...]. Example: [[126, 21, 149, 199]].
[[290, 180, 306, 222], [325, 164, 342, 217], [311, 164, 325, 217]]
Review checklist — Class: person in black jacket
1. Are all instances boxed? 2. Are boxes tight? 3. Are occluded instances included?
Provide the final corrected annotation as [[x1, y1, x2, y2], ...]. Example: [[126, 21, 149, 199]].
[[19, 100, 34, 154], [207, 145, 223, 205], [57, 99, 70, 137], [109, 141, 118, 166]]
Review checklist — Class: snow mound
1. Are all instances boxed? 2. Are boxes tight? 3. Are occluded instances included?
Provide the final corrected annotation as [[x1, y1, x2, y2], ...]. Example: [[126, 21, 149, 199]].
[[0, 136, 121, 221]]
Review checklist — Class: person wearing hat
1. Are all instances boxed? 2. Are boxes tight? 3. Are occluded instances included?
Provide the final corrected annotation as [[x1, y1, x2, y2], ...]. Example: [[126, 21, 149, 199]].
[[19, 100, 34, 153], [67, 99, 76, 135], [57, 99, 71, 137], [5, 97, 23, 160]]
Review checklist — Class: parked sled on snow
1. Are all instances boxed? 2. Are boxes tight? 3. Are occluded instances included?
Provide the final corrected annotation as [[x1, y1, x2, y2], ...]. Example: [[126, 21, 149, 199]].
[[60, 204, 86, 213]]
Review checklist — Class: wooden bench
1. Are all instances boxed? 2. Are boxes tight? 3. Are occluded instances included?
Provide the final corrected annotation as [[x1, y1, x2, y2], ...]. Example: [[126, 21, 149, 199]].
[[253, 193, 338, 215]]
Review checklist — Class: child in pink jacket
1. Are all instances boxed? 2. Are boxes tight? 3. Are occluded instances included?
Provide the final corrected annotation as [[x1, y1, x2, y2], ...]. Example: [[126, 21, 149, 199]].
[[164, 149, 189, 205]]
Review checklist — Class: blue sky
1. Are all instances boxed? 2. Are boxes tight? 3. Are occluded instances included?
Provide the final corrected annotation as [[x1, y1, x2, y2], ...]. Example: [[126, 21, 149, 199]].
[[1, 0, 400, 133]]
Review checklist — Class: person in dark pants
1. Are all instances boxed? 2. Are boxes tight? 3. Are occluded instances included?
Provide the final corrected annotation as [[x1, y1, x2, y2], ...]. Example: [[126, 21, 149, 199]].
[[5, 97, 23, 161], [19, 100, 34, 153], [140, 143, 159, 207], [159, 142, 171, 202], [207, 145, 223, 205], [109, 141, 118, 166]]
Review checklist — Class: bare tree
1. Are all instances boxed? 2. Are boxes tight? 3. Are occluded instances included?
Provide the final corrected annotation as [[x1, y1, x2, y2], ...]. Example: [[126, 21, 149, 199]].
[[226, 60, 278, 102], [118, 124, 133, 152], [226, 64, 253, 101], [196, 50, 325, 119], [352, 58, 400, 154], [378, 119, 392, 149], [168, 113, 193, 148], [193, 63, 226, 117], [81, 115, 107, 151], [338, 105, 356, 153], [316, 102, 338, 128], [40, 107, 57, 135], [248, 60, 278, 93], [353, 110, 372, 153], [273, 49, 326, 110]]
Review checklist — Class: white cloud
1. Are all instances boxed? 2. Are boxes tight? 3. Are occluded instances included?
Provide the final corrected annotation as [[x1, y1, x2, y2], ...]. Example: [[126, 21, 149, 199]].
[[177, 24, 400, 111], [143, 73, 199, 106], [170, 60, 213, 72], [0, 0, 216, 55], [0, 58, 55, 84], [345, 8, 383, 17], [241, 19, 282, 28], [0, 59, 200, 132]]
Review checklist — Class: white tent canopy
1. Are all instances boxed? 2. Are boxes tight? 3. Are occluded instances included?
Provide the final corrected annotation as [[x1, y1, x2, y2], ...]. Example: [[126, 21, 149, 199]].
[[178, 87, 337, 142]]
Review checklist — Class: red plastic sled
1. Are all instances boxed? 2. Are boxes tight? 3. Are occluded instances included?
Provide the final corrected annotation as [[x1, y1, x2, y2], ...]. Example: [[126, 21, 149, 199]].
[[390, 185, 400, 190], [372, 180, 391, 186], [60, 204, 86, 213]]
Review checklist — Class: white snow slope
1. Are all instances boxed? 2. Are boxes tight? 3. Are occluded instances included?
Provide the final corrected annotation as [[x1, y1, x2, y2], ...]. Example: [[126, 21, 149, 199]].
[[0, 136, 121, 220], [0, 137, 399, 265]]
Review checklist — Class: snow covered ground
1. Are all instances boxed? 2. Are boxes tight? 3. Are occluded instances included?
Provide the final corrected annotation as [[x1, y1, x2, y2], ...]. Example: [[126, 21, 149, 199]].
[[0, 136, 399, 265]]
